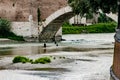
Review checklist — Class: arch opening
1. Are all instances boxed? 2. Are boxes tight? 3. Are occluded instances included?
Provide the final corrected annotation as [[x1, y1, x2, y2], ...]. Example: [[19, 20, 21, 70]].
[[39, 6, 117, 42]]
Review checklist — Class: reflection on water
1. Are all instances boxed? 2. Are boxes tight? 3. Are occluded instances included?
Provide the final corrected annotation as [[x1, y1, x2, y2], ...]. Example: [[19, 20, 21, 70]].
[[0, 33, 114, 57], [0, 46, 58, 56], [0, 47, 12, 55], [0, 46, 50, 56], [0, 46, 44, 56], [0, 46, 113, 57]]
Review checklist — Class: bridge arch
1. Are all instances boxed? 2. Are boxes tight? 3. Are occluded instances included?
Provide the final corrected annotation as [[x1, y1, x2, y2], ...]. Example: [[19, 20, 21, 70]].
[[39, 6, 117, 42], [39, 6, 74, 42], [43, 6, 117, 28], [42, 6, 73, 27]]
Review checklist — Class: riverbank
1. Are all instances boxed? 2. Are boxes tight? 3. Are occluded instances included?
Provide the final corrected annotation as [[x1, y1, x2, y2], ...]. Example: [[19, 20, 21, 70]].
[[62, 22, 117, 34]]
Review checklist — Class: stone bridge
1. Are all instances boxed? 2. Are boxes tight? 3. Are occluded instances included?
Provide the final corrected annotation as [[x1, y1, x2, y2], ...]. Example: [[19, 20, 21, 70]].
[[0, 0, 117, 42], [1, 0, 120, 79], [39, 6, 74, 42], [0, 0, 68, 39], [39, 6, 118, 42]]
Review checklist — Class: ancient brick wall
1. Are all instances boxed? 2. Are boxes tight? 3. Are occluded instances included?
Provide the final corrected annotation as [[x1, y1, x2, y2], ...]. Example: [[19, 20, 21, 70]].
[[0, 0, 67, 21]]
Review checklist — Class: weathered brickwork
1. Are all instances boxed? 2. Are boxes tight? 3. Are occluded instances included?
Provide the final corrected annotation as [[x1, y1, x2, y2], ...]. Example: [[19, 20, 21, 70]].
[[0, 0, 67, 21]]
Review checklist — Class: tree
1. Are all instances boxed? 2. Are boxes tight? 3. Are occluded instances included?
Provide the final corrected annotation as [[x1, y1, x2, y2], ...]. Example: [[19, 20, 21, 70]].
[[88, 0, 118, 27], [68, 0, 90, 16], [68, 0, 120, 79], [88, 0, 117, 13], [98, 13, 114, 23], [68, 0, 90, 24], [37, 8, 41, 25], [68, 0, 118, 24], [68, 0, 118, 14]]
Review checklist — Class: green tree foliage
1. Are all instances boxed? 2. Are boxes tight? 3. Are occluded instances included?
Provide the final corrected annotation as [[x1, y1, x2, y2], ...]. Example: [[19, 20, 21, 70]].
[[68, 0, 118, 15], [68, 0, 91, 24], [89, 0, 118, 13], [98, 13, 114, 23], [68, 0, 90, 17]]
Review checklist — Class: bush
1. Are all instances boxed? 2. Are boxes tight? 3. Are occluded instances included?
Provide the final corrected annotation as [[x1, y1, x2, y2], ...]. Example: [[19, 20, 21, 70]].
[[0, 18, 11, 37], [7, 32, 25, 41], [34, 57, 51, 64], [12, 56, 51, 64], [12, 56, 30, 63], [0, 18, 24, 41], [62, 22, 117, 34]]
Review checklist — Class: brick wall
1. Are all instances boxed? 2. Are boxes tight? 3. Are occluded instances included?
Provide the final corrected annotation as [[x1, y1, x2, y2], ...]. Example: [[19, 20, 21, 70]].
[[0, 0, 67, 21]]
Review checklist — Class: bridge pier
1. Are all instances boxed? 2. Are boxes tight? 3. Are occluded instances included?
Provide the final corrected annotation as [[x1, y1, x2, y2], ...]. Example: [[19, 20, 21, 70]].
[[111, 2, 120, 80], [111, 29, 120, 80]]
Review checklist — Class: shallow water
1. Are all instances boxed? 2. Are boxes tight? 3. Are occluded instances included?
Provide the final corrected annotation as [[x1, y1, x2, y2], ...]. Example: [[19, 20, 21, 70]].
[[0, 33, 115, 80], [0, 33, 114, 56]]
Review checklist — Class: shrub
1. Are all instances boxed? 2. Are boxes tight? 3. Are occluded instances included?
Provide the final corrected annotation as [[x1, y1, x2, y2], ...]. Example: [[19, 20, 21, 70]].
[[7, 32, 25, 41], [12, 56, 30, 63], [0, 18, 11, 37], [34, 57, 51, 64], [12, 56, 51, 64], [62, 22, 72, 27], [29, 59, 33, 63], [0, 18, 24, 41], [62, 22, 117, 34]]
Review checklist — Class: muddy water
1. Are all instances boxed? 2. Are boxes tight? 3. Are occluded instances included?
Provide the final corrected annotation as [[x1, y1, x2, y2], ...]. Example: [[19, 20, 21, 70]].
[[0, 33, 115, 80], [0, 33, 115, 56]]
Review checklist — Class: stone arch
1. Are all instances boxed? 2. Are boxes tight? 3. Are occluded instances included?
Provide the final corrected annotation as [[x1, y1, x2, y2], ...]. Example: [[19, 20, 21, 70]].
[[39, 6, 74, 42], [43, 6, 117, 28], [39, 6, 118, 42], [42, 6, 73, 27]]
